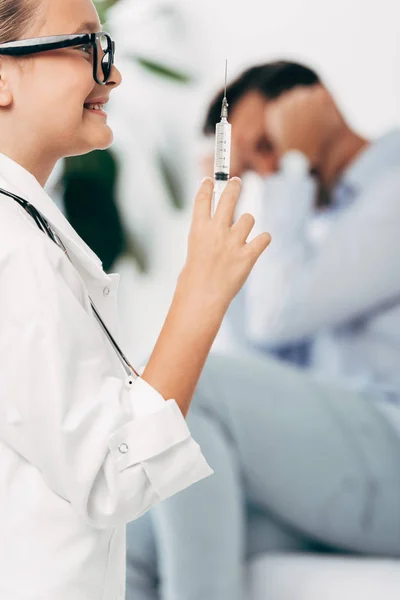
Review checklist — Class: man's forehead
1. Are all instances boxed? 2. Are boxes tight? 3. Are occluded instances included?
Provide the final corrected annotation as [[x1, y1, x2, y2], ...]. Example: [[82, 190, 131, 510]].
[[231, 90, 267, 123]]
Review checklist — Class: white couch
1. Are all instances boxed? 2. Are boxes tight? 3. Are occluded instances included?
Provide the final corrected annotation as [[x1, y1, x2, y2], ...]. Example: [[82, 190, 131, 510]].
[[248, 554, 400, 600]]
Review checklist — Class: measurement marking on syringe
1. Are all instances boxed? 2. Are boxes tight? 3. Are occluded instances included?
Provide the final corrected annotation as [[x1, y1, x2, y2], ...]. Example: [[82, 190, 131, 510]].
[[212, 59, 231, 215]]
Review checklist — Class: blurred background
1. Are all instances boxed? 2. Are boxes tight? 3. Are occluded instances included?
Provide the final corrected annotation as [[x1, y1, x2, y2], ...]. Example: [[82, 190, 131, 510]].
[[50, 0, 400, 365], [43, 2, 400, 597]]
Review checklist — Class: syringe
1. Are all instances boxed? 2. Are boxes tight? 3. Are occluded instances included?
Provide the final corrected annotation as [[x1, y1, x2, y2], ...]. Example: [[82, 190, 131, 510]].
[[212, 61, 232, 214]]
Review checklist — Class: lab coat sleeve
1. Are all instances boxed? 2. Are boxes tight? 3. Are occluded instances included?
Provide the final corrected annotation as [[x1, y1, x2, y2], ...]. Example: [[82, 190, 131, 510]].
[[245, 170, 400, 346], [0, 238, 213, 530]]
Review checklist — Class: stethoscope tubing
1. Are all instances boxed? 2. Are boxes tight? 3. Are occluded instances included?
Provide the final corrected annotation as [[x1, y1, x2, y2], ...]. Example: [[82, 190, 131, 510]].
[[0, 187, 140, 382]]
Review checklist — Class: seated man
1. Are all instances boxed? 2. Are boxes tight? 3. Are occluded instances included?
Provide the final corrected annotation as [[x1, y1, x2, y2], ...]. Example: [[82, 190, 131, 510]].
[[126, 61, 400, 600], [208, 62, 400, 372]]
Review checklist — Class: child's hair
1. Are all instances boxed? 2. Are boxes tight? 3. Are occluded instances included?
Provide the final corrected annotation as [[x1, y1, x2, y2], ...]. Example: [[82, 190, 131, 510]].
[[0, 0, 36, 44]]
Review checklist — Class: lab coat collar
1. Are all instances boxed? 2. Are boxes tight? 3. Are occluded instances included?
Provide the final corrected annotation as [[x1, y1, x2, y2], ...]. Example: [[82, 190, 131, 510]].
[[0, 152, 109, 282]]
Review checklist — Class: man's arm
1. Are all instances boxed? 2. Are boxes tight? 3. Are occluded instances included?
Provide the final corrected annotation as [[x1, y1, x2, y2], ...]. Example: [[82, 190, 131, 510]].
[[245, 171, 400, 347]]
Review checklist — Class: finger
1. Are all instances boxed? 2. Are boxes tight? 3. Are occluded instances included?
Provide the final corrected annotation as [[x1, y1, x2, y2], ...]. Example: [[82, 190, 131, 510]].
[[296, 85, 327, 105], [315, 85, 333, 106], [312, 83, 327, 96], [213, 177, 242, 225], [246, 232, 272, 263], [231, 213, 256, 244], [192, 177, 214, 222], [278, 86, 314, 108]]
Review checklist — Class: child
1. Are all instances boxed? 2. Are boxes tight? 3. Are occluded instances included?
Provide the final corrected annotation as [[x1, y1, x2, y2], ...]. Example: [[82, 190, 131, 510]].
[[0, 0, 270, 598]]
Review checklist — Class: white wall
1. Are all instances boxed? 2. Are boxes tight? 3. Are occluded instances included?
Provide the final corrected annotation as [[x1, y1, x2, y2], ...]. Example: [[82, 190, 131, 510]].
[[183, 0, 400, 136]]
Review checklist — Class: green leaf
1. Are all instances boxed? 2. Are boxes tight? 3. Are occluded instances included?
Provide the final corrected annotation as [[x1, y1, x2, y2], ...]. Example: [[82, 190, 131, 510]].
[[135, 56, 193, 84], [157, 152, 185, 210], [62, 150, 149, 273], [93, 0, 119, 22]]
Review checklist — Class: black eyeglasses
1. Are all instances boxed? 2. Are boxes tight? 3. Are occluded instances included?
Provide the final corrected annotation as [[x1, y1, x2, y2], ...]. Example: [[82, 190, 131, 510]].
[[0, 32, 115, 86]]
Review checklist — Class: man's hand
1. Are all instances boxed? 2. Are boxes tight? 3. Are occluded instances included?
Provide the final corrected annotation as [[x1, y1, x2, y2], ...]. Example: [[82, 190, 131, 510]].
[[265, 85, 343, 167]]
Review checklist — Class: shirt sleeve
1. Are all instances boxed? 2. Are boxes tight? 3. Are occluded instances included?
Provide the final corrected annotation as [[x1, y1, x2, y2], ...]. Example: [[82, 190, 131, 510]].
[[245, 170, 400, 346], [0, 237, 213, 530]]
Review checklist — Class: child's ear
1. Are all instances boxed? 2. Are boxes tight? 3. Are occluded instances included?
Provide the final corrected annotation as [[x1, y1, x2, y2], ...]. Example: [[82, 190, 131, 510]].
[[0, 62, 13, 107]]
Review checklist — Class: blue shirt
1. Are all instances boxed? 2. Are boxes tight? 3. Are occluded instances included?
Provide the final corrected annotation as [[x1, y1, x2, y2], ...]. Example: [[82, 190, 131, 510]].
[[219, 131, 400, 423]]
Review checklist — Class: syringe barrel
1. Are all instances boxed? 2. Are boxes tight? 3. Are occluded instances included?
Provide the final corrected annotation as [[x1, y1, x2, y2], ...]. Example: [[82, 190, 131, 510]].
[[214, 119, 232, 180], [212, 118, 231, 215]]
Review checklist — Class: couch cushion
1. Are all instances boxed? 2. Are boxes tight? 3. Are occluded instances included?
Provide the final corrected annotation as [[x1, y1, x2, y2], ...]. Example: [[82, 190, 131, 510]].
[[248, 554, 400, 600]]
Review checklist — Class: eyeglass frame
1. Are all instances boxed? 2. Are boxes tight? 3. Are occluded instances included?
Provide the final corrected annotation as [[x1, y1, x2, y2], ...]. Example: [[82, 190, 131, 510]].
[[0, 32, 115, 86]]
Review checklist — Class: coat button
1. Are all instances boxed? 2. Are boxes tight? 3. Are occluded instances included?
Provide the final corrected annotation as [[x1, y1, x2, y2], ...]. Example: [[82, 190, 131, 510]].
[[103, 286, 110, 296], [125, 376, 134, 389], [118, 443, 129, 454]]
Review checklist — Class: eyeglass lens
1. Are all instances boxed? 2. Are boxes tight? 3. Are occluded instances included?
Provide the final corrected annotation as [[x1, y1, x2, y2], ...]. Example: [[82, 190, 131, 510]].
[[99, 34, 111, 82]]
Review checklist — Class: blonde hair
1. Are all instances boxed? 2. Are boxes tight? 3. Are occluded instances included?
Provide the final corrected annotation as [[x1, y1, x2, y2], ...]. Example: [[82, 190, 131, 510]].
[[0, 0, 36, 44]]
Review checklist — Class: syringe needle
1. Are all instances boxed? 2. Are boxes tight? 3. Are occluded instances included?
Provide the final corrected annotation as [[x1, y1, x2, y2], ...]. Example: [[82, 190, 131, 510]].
[[221, 60, 229, 119]]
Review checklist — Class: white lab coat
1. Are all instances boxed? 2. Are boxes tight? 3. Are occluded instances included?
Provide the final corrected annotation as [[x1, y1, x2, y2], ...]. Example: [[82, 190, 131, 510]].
[[0, 153, 213, 600]]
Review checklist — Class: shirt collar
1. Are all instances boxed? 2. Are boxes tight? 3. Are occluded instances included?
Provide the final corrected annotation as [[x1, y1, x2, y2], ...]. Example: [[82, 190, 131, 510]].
[[333, 129, 400, 204], [0, 152, 108, 281]]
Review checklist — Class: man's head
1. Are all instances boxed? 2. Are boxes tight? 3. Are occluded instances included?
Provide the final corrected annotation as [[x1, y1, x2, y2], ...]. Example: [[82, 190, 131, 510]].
[[203, 61, 321, 177]]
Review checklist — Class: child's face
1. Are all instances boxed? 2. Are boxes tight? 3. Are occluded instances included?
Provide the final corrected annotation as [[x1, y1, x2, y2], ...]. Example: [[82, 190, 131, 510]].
[[1, 0, 122, 161]]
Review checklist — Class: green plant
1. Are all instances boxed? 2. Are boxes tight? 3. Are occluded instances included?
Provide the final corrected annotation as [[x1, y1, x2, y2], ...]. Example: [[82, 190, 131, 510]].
[[63, 0, 192, 272], [94, 0, 120, 24]]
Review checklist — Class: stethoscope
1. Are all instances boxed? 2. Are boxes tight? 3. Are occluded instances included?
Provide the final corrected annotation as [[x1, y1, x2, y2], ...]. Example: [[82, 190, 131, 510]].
[[0, 187, 140, 386]]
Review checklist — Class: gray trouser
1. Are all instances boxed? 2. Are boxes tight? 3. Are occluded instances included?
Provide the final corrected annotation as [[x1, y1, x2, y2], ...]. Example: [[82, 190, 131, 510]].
[[126, 352, 400, 600]]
